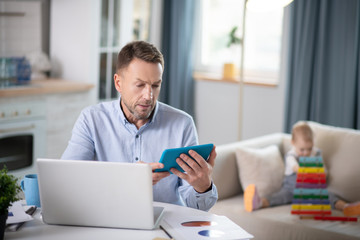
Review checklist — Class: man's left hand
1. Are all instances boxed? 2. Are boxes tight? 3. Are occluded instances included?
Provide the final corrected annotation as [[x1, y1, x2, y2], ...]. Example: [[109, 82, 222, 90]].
[[170, 146, 216, 193], [139, 161, 170, 185]]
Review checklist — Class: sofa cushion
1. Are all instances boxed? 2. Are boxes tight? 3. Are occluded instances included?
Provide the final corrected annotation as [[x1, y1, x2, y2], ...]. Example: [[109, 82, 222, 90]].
[[213, 133, 290, 201], [210, 195, 360, 240], [308, 121, 360, 202], [235, 145, 284, 198]]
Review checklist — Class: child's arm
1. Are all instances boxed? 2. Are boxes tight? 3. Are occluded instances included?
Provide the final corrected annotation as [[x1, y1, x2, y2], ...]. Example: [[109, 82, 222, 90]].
[[292, 163, 299, 173], [285, 155, 299, 175]]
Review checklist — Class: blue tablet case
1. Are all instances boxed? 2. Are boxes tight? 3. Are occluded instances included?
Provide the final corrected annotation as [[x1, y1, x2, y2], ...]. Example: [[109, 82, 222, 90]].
[[155, 143, 214, 173]]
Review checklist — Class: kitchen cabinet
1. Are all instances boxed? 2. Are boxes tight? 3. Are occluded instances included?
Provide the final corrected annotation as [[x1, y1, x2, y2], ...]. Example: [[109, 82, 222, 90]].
[[0, 79, 94, 160]]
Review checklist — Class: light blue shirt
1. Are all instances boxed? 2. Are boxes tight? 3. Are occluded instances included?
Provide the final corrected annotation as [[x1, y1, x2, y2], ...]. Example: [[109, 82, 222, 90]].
[[62, 98, 218, 211]]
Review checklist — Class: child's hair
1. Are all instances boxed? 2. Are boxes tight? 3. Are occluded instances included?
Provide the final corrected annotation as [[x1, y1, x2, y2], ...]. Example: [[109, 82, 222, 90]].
[[291, 121, 314, 142]]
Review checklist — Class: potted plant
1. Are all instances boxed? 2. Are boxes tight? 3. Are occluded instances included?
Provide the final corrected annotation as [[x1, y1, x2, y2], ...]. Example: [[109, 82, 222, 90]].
[[223, 26, 242, 80], [227, 26, 242, 48], [0, 167, 21, 240]]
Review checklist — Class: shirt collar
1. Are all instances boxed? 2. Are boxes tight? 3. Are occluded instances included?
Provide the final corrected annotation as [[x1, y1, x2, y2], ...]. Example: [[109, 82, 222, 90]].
[[115, 97, 128, 125], [149, 101, 159, 124]]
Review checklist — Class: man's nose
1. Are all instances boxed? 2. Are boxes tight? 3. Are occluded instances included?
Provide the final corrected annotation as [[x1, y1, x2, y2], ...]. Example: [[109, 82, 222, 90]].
[[143, 86, 153, 100]]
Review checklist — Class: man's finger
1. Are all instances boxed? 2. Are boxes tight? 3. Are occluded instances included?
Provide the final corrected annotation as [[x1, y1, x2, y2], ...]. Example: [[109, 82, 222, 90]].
[[176, 157, 193, 173], [187, 150, 207, 169], [170, 167, 187, 180], [179, 154, 200, 172], [207, 146, 217, 167], [149, 162, 165, 171], [152, 171, 170, 185]]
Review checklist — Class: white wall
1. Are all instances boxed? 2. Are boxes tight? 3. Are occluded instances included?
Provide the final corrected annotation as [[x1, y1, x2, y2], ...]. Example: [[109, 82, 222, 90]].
[[195, 80, 240, 145], [195, 79, 286, 145], [241, 81, 286, 140], [50, 0, 99, 88]]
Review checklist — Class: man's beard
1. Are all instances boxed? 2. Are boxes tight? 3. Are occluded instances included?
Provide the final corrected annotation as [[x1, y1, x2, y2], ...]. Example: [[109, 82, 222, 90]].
[[122, 99, 154, 120]]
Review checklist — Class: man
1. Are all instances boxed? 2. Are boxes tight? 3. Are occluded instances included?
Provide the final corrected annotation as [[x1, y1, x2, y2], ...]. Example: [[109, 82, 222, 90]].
[[62, 41, 218, 211]]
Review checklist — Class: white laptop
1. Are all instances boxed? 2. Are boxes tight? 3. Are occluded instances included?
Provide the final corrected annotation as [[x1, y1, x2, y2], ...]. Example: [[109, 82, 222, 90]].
[[36, 158, 164, 230]]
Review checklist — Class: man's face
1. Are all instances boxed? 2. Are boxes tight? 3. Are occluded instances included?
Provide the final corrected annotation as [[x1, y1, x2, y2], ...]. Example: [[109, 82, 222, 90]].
[[114, 58, 163, 122]]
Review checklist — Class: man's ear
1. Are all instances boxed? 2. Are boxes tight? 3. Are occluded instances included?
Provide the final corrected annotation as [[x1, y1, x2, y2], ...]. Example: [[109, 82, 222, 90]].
[[114, 73, 122, 93]]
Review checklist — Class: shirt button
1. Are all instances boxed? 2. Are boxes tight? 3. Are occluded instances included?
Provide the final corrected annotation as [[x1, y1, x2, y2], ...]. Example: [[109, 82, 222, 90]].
[[135, 157, 139, 161], [136, 135, 139, 138]]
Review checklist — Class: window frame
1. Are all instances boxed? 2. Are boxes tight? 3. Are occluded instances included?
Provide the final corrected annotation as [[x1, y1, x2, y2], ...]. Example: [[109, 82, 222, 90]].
[[194, 0, 285, 86]]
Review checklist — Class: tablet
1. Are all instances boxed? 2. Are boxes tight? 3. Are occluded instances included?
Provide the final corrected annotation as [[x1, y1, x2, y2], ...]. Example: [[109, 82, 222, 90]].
[[155, 143, 214, 173]]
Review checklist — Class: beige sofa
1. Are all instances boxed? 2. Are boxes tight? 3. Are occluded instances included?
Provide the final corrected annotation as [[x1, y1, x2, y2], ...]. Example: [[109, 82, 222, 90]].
[[210, 121, 360, 240]]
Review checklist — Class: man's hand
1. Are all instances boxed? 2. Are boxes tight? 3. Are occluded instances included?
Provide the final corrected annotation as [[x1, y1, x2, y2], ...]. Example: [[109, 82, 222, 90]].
[[170, 146, 216, 193], [148, 162, 170, 185]]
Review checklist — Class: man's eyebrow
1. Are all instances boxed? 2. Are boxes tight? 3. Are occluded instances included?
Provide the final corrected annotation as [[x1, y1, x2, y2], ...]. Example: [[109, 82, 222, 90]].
[[153, 79, 162, 84], [135, 78, 162, 84]]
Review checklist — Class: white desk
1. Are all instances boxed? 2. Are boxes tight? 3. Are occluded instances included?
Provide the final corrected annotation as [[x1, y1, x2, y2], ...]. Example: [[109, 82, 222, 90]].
[[5, 202, 217, 240]]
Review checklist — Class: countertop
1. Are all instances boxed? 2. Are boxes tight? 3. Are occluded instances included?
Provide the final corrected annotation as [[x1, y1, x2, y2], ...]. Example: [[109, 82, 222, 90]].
[[0, 79, 94, 98]]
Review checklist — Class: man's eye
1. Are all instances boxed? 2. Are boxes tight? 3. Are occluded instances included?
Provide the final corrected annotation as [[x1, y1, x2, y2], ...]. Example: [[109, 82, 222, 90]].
[[136, 84, 144, 88], [153, 85, 160, 88]]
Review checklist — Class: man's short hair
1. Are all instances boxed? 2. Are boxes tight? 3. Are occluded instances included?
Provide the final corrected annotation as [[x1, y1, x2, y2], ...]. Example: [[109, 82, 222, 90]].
[[292, 121, 314, 142], [116, 41, 164, 73]]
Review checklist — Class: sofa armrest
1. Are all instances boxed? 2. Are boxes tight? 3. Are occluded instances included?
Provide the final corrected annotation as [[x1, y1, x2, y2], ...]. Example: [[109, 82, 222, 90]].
[[307, 121, 360, 202], [213, 133, 291, 200]]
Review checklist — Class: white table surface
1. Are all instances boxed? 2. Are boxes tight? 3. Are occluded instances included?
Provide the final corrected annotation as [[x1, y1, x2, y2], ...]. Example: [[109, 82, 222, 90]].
[[5, 202, 213, 240]]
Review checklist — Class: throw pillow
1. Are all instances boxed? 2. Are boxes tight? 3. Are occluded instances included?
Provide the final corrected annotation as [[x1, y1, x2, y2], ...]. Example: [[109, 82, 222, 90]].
[[235, 145, 284, 198]]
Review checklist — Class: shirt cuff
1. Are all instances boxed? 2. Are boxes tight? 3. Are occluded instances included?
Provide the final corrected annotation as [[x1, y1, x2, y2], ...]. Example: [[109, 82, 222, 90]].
[[194, 182, 214, 195]]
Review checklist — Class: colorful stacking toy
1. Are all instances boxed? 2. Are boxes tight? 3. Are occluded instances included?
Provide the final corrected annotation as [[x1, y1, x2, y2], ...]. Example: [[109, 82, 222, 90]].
[[291, 157, 357, 222]]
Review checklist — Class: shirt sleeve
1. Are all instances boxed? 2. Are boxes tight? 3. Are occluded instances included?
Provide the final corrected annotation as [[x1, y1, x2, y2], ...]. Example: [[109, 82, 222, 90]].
[[61, 110, 95, 160], [179, 180, 218, 211]]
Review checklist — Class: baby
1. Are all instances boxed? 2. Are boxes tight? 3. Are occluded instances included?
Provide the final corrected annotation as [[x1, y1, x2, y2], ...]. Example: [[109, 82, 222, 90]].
[[244, 121, 360, 216]]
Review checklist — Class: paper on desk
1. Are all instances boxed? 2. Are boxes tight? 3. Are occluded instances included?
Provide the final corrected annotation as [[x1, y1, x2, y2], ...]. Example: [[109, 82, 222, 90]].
[[163, 214, 254, 240], [6, 201, 33, 224]]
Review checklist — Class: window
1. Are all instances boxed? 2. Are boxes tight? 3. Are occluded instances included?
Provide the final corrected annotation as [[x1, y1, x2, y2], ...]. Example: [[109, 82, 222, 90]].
[[244, 6, 284, 84], [98, 0, 152, 100], [195, 0, 245, 74], [195, 0, 285, 84]]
